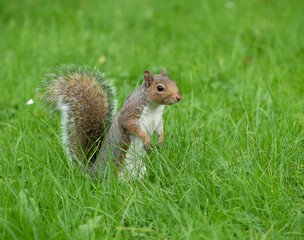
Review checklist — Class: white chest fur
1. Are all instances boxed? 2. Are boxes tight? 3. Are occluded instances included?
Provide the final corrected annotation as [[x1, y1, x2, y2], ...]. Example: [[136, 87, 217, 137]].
[[139, 104, 165, 135], [120, 104, 165, 180]]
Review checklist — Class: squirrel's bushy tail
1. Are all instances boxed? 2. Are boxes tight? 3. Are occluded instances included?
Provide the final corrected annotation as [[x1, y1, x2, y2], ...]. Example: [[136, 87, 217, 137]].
[[45, 65, 116, 164]]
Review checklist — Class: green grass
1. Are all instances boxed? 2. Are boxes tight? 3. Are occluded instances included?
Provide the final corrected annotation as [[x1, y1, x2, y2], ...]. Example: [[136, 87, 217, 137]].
[[1, 0, 304, 239]]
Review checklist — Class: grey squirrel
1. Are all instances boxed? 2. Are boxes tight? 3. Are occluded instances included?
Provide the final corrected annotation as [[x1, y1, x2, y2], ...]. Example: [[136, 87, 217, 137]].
[[45, 65, 182, 180]]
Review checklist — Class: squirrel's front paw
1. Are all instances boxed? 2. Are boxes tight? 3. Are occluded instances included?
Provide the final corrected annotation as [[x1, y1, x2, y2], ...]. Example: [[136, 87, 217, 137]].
[[144, 142, 153, 154]]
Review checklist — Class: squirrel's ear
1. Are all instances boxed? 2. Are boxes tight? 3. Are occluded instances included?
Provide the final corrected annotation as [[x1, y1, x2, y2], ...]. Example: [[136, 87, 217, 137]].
[[144, 70, 153, 87], [162, 67, 167, 76]]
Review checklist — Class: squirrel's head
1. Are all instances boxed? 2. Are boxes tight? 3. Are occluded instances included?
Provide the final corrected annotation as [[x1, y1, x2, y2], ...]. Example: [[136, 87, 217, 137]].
[[144, 67, 182, 105]]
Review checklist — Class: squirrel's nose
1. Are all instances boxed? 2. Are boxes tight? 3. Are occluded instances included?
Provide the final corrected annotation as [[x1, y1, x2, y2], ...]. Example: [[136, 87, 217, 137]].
[[176, 95, 182, 102]]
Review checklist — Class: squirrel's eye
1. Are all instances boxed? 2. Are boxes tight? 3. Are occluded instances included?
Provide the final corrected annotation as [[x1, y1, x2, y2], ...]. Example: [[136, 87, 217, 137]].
[[157, 85, 164, 92]]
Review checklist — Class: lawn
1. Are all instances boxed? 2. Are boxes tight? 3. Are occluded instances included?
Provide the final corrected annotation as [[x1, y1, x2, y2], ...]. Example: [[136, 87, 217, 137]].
[[1, 0, 304, 239]]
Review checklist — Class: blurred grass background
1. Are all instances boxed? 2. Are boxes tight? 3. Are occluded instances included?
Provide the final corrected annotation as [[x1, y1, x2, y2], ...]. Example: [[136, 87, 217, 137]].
[[1, 0, 304, 239]]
